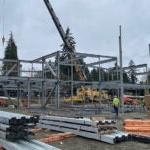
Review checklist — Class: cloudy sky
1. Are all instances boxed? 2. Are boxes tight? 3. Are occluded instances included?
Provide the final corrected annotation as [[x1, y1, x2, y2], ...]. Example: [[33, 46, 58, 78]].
[[0, 0, 150, 67]]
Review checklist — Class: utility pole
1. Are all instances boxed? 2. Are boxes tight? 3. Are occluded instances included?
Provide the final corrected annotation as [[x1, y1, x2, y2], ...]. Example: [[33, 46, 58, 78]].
[[149, 44, 150, 56], [119, 25, 124, 111], [147, 44, 150, 86]]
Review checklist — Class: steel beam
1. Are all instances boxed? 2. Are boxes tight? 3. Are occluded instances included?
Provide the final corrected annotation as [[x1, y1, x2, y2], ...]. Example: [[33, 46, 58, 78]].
[[0, 76, 57, 82], [75, 52, 116, 59], [60, 56, 86, 64], [123, 64, 147, 70], [5, 64, 17, 76], [0, 58, 32, 63], [38, 123, 128, 144], [45, 61, 57, 77], [0, 139, 60, 150], [32, 51, 58, 63], [86, 58, 116, 67], [135, 72, 150, 75]]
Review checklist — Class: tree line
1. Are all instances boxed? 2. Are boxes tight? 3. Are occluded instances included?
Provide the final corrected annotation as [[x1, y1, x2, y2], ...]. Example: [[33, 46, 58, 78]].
[[1, 32, 142, 84]]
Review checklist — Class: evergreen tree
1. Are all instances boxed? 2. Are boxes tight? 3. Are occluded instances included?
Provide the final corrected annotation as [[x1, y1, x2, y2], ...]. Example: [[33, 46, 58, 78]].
[[91, 68, 99, 81], [59, 28, 90, 81], [123, 71, 130, 83], [2, 33, 18, 76], [128, 60, 137, 83], [147, 69, 150, 84], [111, 63, 130, 83], [60, 27, 76, 61]]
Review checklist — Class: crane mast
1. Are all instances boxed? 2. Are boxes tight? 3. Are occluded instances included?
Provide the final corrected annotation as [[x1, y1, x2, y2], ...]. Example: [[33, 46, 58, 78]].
[[43, 0, 86, 80]]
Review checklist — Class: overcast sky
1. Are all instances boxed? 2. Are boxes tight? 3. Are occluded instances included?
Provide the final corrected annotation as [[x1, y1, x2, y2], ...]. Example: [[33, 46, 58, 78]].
[[0, 0, 150, 68]]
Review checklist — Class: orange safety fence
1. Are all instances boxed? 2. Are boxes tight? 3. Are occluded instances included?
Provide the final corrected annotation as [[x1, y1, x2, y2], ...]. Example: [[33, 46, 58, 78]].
[[40, 132, 75, 143]]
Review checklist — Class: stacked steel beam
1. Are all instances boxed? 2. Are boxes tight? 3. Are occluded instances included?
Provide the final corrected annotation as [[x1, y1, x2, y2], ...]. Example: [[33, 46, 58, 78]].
[[37, 116, 129, 144], [0, 111, 38, 140], [0, 139, 60, 150]]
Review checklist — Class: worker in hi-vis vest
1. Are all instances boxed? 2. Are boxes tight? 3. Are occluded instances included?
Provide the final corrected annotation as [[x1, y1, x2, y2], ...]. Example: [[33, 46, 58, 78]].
[[112, 96, 120, 117]]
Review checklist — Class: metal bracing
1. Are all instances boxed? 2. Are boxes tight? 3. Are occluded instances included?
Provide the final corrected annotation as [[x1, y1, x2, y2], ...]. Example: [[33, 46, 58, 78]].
[[32, 51, 58, 63], [0, 58, 33, 64], [100, 81, 150, 90], [123, 64, 147, 70], [5, 64, 17, 76], [45, 61, 57, 77], [135, 72, 150, 75], [0, 76, 57, 82], [0, 49, 149, 109], [86, 58, 117, 67], [75, 52, 116, 59], [60, 56, 86, 64], [102, 64, 147, 73]]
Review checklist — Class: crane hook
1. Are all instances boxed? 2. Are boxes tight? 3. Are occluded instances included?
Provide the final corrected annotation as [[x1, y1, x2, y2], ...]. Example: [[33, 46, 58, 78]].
[[2, 35, 5, 46]]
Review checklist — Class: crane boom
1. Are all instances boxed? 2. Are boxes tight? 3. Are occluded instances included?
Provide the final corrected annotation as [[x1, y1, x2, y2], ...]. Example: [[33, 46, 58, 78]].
[[43, 0, 72, 50], [43, 0, 86, 80]]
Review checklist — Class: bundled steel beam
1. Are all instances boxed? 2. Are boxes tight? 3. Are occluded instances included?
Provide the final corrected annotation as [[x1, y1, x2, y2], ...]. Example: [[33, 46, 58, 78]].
[[131, 134, 150, 143], [0, 139, 60, 150], [40, 116, 115, 126], [38, 116, 129, 144], [0, 111, 38, 140]]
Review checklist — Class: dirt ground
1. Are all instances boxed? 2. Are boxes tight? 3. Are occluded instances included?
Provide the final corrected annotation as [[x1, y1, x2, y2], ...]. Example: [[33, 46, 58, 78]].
[[51, 137, 150, 150]]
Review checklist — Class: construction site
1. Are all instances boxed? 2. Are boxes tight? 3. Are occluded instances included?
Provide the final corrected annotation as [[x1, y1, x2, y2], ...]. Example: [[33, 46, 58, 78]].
[[0, 0, 150, 150]]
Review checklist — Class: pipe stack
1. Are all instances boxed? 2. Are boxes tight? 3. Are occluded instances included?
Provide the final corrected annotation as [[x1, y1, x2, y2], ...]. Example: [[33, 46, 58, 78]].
[[0, 111, 38, 140]]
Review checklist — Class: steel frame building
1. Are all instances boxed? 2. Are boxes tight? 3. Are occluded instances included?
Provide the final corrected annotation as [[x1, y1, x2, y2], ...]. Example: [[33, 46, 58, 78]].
[[0, 51, 118, 108], [0, 50, 149, 109]]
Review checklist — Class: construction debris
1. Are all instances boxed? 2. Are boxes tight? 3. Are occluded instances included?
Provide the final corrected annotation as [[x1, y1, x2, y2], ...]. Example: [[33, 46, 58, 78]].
[[37, 116, 129, 144], [144, 95, 150, 114], [0, 111, 38, 140], [124, 119, 150, 133], [124, 119, 150, 143], [31, 128, 43, 133], [40, 132, 75, 143]]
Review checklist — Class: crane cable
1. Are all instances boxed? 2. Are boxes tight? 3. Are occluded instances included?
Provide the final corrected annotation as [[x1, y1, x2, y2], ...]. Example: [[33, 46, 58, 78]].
[[1, 0, 5, 46]]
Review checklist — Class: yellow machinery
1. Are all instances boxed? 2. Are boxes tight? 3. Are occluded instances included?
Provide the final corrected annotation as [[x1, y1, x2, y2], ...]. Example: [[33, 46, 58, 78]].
[[64, 86, 109, 103]]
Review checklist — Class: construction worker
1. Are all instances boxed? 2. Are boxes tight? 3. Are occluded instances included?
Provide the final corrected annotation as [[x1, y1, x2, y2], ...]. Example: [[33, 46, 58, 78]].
[[141, 99, 145, 111], [112, 96, 120, 117]]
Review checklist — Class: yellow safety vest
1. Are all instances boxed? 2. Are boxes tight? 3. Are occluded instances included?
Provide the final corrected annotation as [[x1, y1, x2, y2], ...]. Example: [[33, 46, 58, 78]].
[[113, 98, 120, 106]]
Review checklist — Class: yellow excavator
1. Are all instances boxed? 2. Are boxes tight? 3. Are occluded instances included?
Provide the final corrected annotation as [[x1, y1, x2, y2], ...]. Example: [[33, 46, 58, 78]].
[[64, 86, 109, 103]]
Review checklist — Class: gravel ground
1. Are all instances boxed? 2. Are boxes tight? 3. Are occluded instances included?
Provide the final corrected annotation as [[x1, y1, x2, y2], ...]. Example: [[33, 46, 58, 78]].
[[51, 137, 150, 150], [1, 107, 149, 150]]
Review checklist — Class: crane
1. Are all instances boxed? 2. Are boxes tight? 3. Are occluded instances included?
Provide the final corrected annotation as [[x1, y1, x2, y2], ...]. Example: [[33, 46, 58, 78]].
[[43, 0, 87, 80]]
